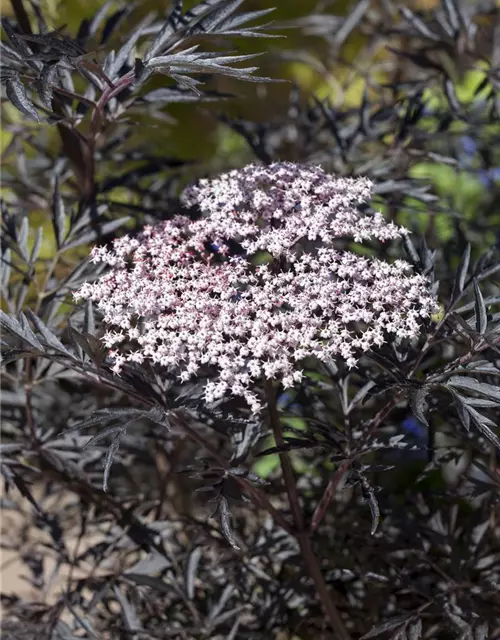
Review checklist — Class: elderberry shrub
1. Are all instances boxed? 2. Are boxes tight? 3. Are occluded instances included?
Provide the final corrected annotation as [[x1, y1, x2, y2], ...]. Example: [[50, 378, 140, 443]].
[[1, 1, 499, 638]]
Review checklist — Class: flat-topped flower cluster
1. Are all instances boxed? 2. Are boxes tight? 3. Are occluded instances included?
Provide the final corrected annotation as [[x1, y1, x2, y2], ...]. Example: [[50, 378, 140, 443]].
[[75, 162, 438, 412]]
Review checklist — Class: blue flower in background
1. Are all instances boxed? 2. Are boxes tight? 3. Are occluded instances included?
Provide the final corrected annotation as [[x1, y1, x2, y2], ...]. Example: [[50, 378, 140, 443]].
[[277, 390, 302, 415], [458, 136, 478, 171], [401, 415, 427, 442], [398, 415, 428, 461], [208, 239, 248, 259], [460, 136, 477, 157], [460, 135, 477, 158], [478, 167, 500, 187]]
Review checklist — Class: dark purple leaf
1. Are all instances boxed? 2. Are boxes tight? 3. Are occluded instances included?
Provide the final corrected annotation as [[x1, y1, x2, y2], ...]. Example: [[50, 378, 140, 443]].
[[5, 75, 40, 123], [473, 279, 487, 334], [451, 243, 470, 301], [35, 63, 58, 110], [184, 546, 202, 599], [102, 431, 122, 492], [360, 616, 411, 639]]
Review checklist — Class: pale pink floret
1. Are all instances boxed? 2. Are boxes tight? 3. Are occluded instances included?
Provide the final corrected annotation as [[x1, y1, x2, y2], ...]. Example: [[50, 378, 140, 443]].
[[75, 162, 438, 412]]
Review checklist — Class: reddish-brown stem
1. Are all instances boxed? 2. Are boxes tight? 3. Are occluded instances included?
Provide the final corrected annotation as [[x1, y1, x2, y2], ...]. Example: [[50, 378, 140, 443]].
[[310, 460, 351, 533], [264, 381, 351, 640], [297, 532, 351, 640], [366, 393, 402, 439], [91, 71, 135, 135], [265, 381, 304, 529]]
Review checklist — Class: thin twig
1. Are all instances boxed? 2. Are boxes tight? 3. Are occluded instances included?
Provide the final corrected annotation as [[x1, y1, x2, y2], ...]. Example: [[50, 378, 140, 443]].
[[310, 460, 351, 533], [264, 381, 304, 529], [264, 381, 352, 640]]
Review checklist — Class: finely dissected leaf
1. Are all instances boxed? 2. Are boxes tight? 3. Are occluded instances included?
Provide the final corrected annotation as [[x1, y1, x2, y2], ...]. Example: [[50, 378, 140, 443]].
[[419, 236, 436, 275], [6, 75, 40, 122], [64, 217, 131, 249], [102, 431, 123, 492], [451, 243, 470, 301], [368, 492, 380, 535], [347, 380, 377, 413], [144, 0, 184, 62], [1, 464, 43, 514], [409, 385, 430, 427], [231, 419, 261, 463], [29, 227, 43, 266], [147, 51, 265, 78], [52, 177, 67, 248], [1, 18, 35, 60], [452, 394, 471, 432], [184, 0, 224, 22], [208, 583, 235, 623], [0, 311, 42, 351], [360, 478, 380, 535], [214, 495, 240, 550], [216, 6, 275, 31], [108, 15, 151, 79], [19, 312, 45, 353], [0, 65, 17, 82], [2, 444, 28, 457], [144, 0, 277, 76], [189, 0, 246, 35], [67, 324, 95, 362], [83, 300, 95, 336], [18, 217, 29, 261], [461, 398, 499, 408], [24, 309, 72, 356], [464, 361, 500, 375], [455, 296, 500, 313], [0, 33, 20, 59], [359, 616, 411, 639], [113, 586, 141, 632], [169, 73, 204, 94], [142, 86, 231, 103], [446, 377, 500, 403], [466, 406, 500, 450], [83, 426, 127, 449], [66, 408, 149, 433], [473, 279, 487, 334], [35, 63, 58, 110], [1, 248, 11, 289], [184, 546, 202, 599]]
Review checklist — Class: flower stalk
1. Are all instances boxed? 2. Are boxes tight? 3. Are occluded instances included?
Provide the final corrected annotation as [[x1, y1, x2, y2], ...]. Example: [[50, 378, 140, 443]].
[[265, 381, 351, 640]]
